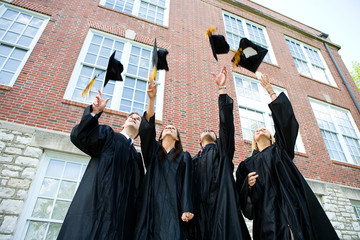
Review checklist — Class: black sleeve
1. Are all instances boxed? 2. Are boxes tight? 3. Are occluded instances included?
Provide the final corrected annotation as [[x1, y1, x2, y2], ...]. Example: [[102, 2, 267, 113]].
[[236, 162, 254, 220], [181, 152, 194, 214], [70, 105, 112, 157], [218, 94, 235, 161], [269, 92, 299, 160], [139, 112, 158, 169]]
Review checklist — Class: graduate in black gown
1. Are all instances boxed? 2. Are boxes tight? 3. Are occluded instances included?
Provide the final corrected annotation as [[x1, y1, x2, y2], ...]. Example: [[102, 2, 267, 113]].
[[236, 75, 339, 240], [134, 77, 194, 240], [190, 66, 250, 240], [57, 90, 144, 240]]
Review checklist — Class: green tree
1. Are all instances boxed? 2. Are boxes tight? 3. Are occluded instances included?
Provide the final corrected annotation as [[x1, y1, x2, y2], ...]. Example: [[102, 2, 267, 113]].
[[350, 61, 360, 91]]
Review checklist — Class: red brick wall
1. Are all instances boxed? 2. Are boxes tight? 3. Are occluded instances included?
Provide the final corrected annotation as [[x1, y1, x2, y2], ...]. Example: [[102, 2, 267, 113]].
[[1, 0, 359, 187]]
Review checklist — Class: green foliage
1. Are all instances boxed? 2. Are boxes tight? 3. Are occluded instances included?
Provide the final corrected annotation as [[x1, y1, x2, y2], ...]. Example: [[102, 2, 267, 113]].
[[350, 61, 360, 91]]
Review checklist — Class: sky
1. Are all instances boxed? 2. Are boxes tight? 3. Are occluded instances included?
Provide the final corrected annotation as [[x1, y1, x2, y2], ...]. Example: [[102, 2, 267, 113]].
[[250, 0, 360, 73]]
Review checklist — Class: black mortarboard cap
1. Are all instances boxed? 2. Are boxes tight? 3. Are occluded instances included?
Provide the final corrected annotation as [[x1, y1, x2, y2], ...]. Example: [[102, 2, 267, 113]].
[[232, 37, 268, 73], [104, 51, 123, 87], [151, 39, 169, 81], [157, 49, 169, 71], [206, 26, 230, 61]]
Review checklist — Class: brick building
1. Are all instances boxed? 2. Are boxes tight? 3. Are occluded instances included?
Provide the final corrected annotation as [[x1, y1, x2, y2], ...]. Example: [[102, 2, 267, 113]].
[[0, 0, 359, 239]]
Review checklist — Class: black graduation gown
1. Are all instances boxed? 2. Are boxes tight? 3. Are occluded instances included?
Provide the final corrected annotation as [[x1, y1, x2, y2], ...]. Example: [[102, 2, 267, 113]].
[[134, 114, 193, 240], [236, 92, 339, 240], [57, 106, 144, 240], [191, 94, 250, 240]]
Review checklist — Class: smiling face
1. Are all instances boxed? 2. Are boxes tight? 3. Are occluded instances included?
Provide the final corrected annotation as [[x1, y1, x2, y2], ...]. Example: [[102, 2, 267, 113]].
[[160, 125, 179, 141], [123, 113, 141, 132]]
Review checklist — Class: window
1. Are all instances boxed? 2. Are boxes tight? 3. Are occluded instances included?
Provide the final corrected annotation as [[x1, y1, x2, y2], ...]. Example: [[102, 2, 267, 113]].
[[351, 201, 360, 224], [0, 3, 48, 86], [64, 29, 165, 120], [310, 99, 360, 165], [14, 152, 89, 240], [233, 73, 305, 153], [223, 11, 277, 65], [286, 37, 336, 86], [100, 0, 169, 26]]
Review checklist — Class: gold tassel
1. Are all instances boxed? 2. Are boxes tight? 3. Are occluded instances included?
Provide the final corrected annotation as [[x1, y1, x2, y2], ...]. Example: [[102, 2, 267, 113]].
[[151, 65, 157, 83], [233, 48, 244, 68], [81, 75, 97, 98], [205, 26, 217, 37]]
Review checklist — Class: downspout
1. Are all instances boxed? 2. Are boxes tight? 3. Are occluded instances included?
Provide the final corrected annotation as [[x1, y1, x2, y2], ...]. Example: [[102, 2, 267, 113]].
[[320, 34, 360, 113]]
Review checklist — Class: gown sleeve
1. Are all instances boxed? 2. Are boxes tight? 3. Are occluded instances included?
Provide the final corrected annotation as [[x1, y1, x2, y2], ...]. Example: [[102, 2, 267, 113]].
[[70, 105, 112, 157], [218, 94, 235, 161], [181, 152, 194, 214], [268, 92, 299, 160], [139, 112, 158, 169], [236, 161, 254, 220]]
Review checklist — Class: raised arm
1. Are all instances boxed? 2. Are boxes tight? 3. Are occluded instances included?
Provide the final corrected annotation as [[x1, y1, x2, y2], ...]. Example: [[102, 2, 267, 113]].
[[212, 66, 235, 160], [260, 75, 299, 159], [70, 90, 112, 157], [139, 77, 158, 168], [180, 152, 194, 222]]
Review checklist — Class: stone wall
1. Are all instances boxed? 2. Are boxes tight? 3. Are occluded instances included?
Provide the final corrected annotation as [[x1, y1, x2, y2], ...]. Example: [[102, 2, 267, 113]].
[[0, 121, 83, 240], [0, 120, 359, 239]]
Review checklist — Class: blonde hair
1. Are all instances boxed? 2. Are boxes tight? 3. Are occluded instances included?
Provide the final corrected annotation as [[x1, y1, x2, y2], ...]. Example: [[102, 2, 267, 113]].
[[251, 129, 275, 154]]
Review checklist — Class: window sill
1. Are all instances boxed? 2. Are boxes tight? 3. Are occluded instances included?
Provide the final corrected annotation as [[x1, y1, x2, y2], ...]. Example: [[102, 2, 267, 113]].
[[299, 74, 339, 90], [98, 5, 169, 29], [0, 84, 11, 91], [62, 99, 164, 125], [331, 160, 360, 169]]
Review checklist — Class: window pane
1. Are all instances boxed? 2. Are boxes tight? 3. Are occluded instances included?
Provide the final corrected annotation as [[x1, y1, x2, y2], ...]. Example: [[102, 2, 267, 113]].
[[46, 160, 65, 178], [58, 180, 77, 199], [63, 162, 82, 180], [39, 178, 60, 198], [321, 130, 347, 162], [46, 223, 62, 240], [3, 58, 21, 71], [10, 22, 26, 33], [239, 108, 265, 141], [24, 221, 47, 240], [51, 200, 71, 220], [32, 198, 53, 218], [0, 70, 15, 85]]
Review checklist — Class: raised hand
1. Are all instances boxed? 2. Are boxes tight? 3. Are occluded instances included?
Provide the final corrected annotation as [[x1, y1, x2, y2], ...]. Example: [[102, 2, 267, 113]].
[[259, 74, 274, 95], [147, 76, 157, 100], [92, 90, 110, 114], [212, 66, 227, 87]]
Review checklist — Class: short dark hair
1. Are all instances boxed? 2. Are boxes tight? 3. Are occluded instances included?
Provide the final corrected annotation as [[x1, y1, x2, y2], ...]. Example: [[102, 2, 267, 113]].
[[127, 112, 141, 119]]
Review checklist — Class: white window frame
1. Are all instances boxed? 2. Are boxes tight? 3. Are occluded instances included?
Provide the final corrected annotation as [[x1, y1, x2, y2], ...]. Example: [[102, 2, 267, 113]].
[[14, 151, 90, 240], [222, 11, 277, 65], [63, 29, 165, 120], [285, 36, 336, 87], [309, 98, 360, 165], [233, 72, 306, 153], [0, 3, 49, 87], [351, 201, 360, 224], [99, 0, 170, 26], [233, 73, 305, 153]]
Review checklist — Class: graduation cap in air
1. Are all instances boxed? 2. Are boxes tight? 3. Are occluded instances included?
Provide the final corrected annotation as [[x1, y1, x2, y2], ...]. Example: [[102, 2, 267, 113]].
[[206, 26, 230, 61], [231, 37, 268, 73], [81, 51, 123, 98], [104, 51, 123, 87], [151, 38, 169, 82]]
